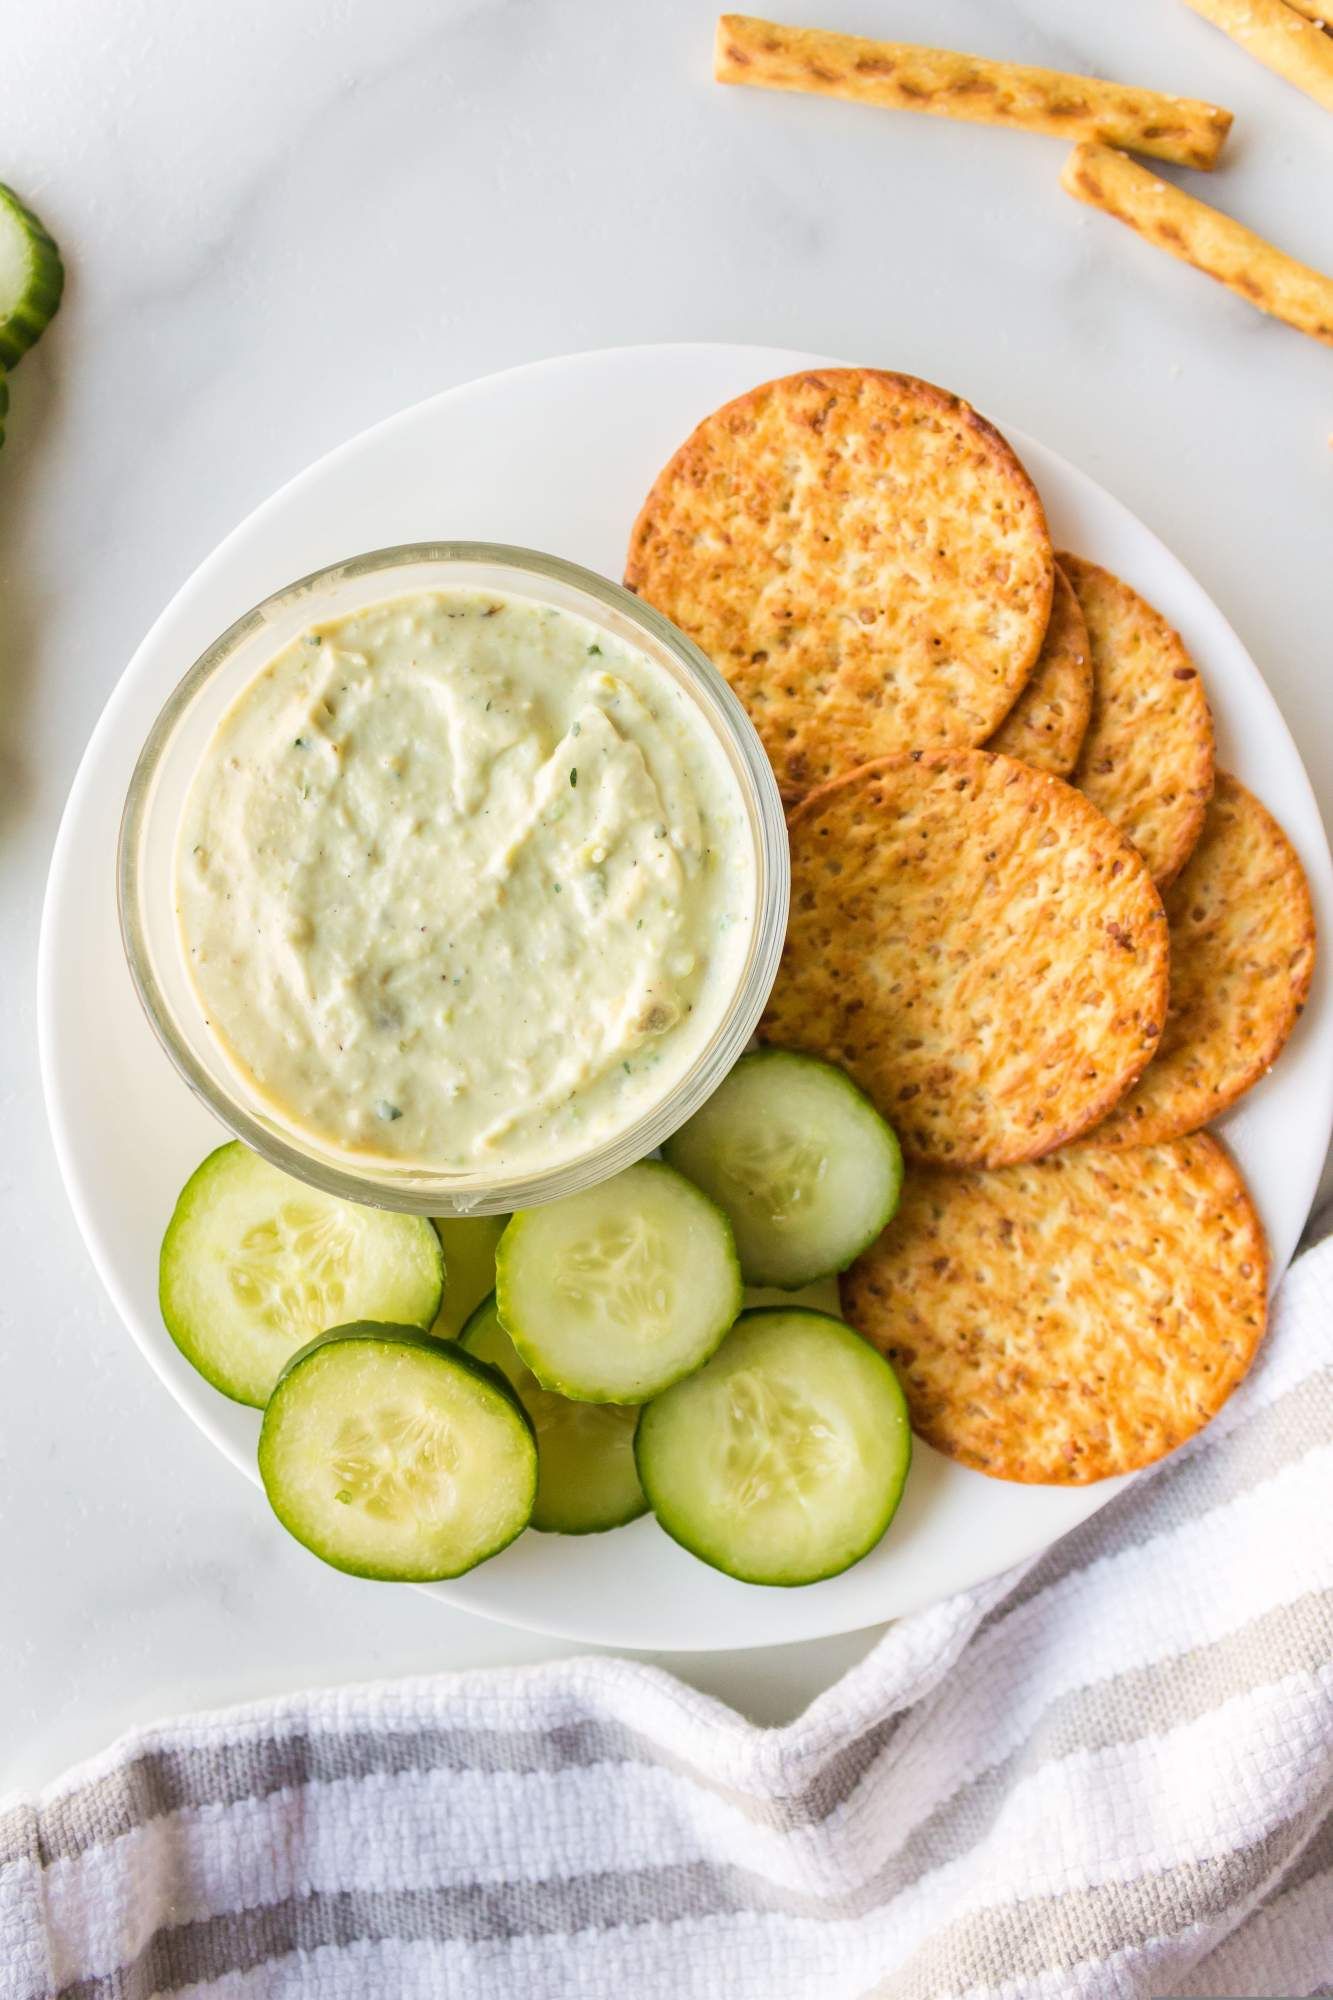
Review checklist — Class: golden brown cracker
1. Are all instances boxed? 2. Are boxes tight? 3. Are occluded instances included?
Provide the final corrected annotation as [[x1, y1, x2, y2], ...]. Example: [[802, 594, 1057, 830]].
[[841, 1134, 1268, 1483], [985, 561, 1093, 777], [760, 749, 1169, 1168], [624, 369, 1054, 800], [1087, 774, 1316, 1148], [1065, 552, 1215, 886], [1062, 144, 1333, 348], [715, 16, 1233, 169]]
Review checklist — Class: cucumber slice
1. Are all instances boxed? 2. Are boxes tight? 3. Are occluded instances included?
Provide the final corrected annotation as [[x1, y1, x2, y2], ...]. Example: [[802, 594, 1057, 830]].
[[259, 1324, 536, 1580], [635, 1307, 911, 1586], [663, 1050, 903, 1289], [160, 1142, 444, 1407], [460, 1296, 646, 1534], [430, 1213, 509, 1340], [496, 1161, 741, 1404], [0, 186, 63, 370]]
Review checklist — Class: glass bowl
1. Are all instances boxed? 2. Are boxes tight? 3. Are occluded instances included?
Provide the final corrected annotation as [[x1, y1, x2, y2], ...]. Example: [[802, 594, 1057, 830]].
[[118, 542, 789, 1216]]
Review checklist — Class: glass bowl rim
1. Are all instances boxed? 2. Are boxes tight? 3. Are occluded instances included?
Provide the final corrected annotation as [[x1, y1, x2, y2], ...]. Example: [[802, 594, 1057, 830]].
[[117, 539, 791, 1215]]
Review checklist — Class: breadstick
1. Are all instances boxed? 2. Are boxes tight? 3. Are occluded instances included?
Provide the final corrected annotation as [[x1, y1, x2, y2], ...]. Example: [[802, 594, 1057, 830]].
[[1062, 142, 1333, 346], [1279, 0, 1331, 28], [1181, 0, 1333, 111], [715, 15, 1233, 168]]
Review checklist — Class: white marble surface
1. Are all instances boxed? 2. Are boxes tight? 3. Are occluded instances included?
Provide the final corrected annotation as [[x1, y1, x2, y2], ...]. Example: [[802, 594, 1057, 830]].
[[2, 0, 1330, 1797]]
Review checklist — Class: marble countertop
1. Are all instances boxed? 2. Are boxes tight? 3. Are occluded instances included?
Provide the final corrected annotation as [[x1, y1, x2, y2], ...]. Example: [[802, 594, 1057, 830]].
[[2, 0, 1329, 1797]]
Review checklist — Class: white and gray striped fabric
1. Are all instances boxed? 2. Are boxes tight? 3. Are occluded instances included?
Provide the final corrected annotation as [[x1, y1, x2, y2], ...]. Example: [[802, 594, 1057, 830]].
[[4, 1215, 1332, 2000]]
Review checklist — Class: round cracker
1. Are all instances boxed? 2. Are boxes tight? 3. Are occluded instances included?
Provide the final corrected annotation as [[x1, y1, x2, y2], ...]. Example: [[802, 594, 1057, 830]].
[[761, 749, 1169, 1168], [841, 1134, 1268, 1484], [985, 561, 1093, 777], [1064, 552, 1214, 886], [625, 369, 1055, 799], [1088, 773, 1316, 1148]]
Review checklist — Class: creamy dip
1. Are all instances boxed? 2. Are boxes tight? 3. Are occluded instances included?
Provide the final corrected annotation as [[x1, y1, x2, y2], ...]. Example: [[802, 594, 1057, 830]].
[[175, 588, 757, 1176]]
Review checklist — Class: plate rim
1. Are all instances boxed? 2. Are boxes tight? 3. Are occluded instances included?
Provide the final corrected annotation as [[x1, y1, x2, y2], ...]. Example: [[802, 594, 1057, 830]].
[[37, 340, 1333, 1651]]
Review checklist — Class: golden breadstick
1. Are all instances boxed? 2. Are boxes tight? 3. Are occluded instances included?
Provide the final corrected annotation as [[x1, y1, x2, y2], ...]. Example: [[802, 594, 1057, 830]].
[[714, 15, 1233, 168], [1181, 0, 1333, 111], [1279, 0, 1331, 27], [1062, 142, 1333, 345]]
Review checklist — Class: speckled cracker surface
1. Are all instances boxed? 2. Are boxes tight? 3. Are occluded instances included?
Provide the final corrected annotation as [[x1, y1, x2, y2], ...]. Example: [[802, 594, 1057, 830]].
[[760, 749, 1169, 1168], [1088, 773, 1315, 1148], [624, 369, 1054, 799], [842, 1134, 1268, 1483], [985, 561, 1092, 777], [1065, 553, 1214, 886]]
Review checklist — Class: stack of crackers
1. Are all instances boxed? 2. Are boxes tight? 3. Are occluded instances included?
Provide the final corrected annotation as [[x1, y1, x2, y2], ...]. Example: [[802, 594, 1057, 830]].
[[625, 367, 1316, 1487]]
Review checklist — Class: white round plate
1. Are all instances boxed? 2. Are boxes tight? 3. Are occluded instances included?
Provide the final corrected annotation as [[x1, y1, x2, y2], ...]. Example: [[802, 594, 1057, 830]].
[[40, 345, 1333, 1651]]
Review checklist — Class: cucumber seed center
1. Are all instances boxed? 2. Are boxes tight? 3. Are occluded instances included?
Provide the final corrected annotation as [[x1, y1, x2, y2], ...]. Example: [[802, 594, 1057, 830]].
[[722, 1370, 846, 1512], [721, 1131, 828, 1225], [329, 1406, 459, 1521], [555, 1219, 672, 1333], [230, 1203, 355, 1340]]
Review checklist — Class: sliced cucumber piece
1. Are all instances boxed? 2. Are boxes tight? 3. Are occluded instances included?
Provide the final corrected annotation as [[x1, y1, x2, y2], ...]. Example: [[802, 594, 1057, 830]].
[[664, 1050, 903, 1289], [0, 186, 63, 370], [160, 1142, 444, 1407], [430, 1213, 509, 1340], [496, 1161, 741, 1404], [259, 1324, 536, 1580], [635, 1307, 911, 1586], [460, 1296, 646, 1534]]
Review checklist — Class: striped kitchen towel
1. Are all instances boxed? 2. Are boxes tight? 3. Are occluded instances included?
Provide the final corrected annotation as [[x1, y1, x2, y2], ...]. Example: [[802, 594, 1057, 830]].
[[3, 1217, 1332, 2000]]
